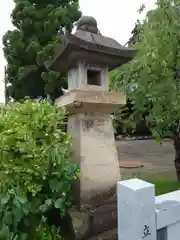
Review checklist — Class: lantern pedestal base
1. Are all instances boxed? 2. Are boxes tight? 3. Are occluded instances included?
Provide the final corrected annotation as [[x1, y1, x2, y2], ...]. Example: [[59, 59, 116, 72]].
[[56, 90, 121, 239], [70, 186, 117, 239]]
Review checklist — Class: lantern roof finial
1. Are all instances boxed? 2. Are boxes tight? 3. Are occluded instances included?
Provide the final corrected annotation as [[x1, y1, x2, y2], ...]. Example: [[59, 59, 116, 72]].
[[77, 15, 99, 34]]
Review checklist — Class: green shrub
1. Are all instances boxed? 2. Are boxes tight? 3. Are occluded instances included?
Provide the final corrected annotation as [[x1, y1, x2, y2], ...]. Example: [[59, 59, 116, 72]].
[[0, 99, 79, 239]]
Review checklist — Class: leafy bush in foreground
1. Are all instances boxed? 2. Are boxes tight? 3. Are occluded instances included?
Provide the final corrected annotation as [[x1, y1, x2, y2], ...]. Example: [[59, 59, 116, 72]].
[[0, 99, 79, 239]]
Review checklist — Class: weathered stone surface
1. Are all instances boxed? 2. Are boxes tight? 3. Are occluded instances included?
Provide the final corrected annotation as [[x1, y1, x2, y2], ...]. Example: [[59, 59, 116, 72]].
[[69, 187, 117, 239], [88, 229, 117, 240], [55, 89, 126, 114], [89, 203, 117, 236], [80, 186, 116, 209], [69, 209, 89, 240], [69, 201, 117, 240], [67, 113, 120, 206]]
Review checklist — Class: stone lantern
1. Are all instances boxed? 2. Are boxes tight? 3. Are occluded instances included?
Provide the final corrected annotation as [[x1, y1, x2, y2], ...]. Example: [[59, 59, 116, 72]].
[[45, 16, 135, 239]]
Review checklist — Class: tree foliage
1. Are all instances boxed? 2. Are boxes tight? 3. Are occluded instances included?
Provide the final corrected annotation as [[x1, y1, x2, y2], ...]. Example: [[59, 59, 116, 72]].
[[0, 99, 79, 239], [110, 19, 144, 136], [3, 0, 81, 102], [111, 0, 180, 140], [128, 20, 142, 45]]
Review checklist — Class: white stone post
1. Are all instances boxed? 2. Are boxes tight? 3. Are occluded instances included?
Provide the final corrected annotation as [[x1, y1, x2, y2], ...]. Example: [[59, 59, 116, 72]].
[[166, 222, 180, 240], [155, 189, 180, 240], [117, 178, 157, 240]]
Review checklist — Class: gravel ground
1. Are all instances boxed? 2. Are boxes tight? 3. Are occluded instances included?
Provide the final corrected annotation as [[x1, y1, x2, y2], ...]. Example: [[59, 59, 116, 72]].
[[116, 139, 176, 179]]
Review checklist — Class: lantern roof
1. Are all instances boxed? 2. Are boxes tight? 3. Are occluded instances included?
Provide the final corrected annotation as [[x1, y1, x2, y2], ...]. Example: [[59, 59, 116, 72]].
[[45, 16, 136, 72]]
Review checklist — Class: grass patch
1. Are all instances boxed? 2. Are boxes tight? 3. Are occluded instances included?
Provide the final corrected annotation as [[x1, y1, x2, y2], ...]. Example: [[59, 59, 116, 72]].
[[143, 178, 180, 196], [122, 173, 180, 195]]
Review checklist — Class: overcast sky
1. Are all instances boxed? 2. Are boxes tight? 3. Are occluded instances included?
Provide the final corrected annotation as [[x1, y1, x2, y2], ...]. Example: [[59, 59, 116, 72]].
[[0, 0, 155, 103]]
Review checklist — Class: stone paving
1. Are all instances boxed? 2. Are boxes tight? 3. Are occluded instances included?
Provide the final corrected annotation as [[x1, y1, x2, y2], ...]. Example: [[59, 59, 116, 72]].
[[116, 139, 176, 179]]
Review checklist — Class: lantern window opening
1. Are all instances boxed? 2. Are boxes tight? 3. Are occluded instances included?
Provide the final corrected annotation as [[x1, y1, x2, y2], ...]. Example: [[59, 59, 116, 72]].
[[87, 69, 101, 86]]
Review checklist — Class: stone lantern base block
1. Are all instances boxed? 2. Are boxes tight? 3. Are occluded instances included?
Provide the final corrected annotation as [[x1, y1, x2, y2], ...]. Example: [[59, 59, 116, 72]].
[[69, 186, 117, 239], [67, 112, 120, 239]]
